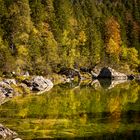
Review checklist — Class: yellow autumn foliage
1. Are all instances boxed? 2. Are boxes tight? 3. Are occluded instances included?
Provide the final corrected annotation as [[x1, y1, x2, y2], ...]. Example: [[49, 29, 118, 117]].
[[105, 17, 122, 61]]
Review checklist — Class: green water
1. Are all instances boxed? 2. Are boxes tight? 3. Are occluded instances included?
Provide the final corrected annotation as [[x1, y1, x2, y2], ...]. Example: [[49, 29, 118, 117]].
[[0, 80, 140, 139]]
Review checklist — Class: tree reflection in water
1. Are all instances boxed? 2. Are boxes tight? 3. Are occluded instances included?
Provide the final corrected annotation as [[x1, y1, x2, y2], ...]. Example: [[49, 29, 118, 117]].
[[0, 80, 139, 139]]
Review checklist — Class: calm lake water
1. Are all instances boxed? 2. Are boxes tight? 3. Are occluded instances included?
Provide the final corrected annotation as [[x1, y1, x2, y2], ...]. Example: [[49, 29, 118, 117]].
[[0, 80, 140, 139]]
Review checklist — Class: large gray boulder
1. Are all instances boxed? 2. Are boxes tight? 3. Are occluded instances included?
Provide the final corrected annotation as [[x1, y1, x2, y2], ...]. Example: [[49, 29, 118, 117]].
[[21, 76, 54, 93], [98, 67, 128, 80], [31, 76, 53, 91], [0, 79, 18, 105], [0, 81, 14, 97]]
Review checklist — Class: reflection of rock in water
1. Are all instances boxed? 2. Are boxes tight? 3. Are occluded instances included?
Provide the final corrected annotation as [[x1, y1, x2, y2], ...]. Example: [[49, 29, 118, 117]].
[[0, 93, 11, 106], [0, 124, 18, 139], [108, 80, 128, 89], [98, 79, 112, 89], [90, 80, 101, 90], [91, 79, 128, 89], [58, 81, 80, 89], [59, 79, 128, 90]]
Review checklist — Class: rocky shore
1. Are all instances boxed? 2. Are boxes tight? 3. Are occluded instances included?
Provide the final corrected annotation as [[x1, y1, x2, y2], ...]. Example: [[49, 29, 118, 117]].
[[0, 66, 139, 99], [0, 76, 53, 105], [58, 66, 140, 81], [0, 66, 139, 106]]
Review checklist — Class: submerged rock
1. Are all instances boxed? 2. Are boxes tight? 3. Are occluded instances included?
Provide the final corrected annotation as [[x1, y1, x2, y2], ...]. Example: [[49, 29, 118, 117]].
[[98, 67, 128, 80], [0, 124, 18, 139]]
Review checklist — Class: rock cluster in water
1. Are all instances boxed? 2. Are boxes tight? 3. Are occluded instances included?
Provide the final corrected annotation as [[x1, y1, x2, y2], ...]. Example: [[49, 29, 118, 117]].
[[23, 76, 53, 92], [97, 67, 128, 80], [58, 67, 139, 81], [0, 76, 53, 105]]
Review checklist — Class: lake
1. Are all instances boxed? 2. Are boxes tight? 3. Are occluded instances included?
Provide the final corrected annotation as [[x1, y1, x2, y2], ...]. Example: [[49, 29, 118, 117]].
[[0, 80, 140, 139]]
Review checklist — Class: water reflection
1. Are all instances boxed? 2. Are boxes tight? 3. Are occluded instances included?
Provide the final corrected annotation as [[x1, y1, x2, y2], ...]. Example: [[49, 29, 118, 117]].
[[90, 79, 128, 90], [0, 80, 139, 139], [62, 79, 129, 90]]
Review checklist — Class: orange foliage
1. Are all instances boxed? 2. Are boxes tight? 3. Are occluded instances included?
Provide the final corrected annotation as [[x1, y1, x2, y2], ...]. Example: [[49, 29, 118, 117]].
[[105, 17, 122, 59]]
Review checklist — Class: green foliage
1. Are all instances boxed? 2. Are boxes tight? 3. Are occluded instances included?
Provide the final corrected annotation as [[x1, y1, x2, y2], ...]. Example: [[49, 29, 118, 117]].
[[0, 0, 139, 73], [0, 36, 15, 72], [121, 47, 140, 69]]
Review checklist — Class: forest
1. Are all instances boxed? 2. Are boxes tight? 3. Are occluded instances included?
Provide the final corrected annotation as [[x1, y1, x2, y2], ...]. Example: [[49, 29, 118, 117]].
[[0, 0, 140, 75]]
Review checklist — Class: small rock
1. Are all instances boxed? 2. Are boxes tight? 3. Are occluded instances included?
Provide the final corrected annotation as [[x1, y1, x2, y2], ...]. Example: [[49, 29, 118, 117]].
[[14, 138, 22, 140], [3, 79, 16, 85], [91, 71, 98, 78], [127, 74, 135, 80], [23, 71, 30, 77], [22, 79, 32, 87], [80, 67, 91, 73], [58, 68, 80, 79], [0, 124, 18, 139]]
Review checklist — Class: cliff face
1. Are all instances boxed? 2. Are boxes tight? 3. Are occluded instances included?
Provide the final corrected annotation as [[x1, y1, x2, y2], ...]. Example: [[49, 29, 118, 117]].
[[0, 0, 139, 74]]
